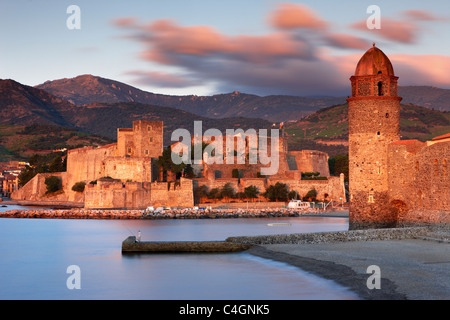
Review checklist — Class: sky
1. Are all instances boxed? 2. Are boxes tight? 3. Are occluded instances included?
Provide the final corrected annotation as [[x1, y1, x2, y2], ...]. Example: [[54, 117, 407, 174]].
[[1, 0, 449, 97]]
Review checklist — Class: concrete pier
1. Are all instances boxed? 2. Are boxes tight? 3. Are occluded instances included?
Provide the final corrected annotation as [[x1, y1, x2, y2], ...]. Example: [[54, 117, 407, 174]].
[[121, 236, 252, 253]]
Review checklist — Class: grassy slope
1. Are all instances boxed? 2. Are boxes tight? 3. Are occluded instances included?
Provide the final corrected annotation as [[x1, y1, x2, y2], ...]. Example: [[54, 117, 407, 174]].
[[285, 104, 450, 157], [0, 124, 113, 161]]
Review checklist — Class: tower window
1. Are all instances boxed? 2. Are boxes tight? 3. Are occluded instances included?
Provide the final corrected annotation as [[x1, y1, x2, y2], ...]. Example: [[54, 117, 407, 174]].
[[377, 131, 381, 136], [150, 137, 153, 142], [385, 113, 389, 118], [377, 82, 383, 96], [368, 189, 375, 203]]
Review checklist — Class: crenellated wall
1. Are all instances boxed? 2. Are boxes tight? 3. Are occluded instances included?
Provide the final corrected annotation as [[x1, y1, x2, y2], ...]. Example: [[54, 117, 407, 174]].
[[84, 178, 194, 209]]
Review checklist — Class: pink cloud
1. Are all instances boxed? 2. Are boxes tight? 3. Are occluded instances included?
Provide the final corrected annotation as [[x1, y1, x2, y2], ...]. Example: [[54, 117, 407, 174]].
[[402, 10, 449, 22], [269, 3, 328, 30], [111, 16, 140, 28], [121, 18, 316, 65], [111, 7, 450, 96], [390, 54, 450, 87], [323, 33, 370, 50], [351, 18, 418, 44], [328, 52, 450, 89]]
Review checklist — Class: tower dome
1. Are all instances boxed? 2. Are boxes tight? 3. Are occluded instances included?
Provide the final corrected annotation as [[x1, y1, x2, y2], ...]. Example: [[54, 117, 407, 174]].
[[355, 44, 395, 77]]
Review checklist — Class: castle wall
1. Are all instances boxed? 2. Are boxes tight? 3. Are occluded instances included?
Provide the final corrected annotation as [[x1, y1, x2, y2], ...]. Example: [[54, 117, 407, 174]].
[[66, 144, 116, 188], [193, 175, 345, 203], [268, 176, 345, 201], [149, 178, 194, 208], [388, 141, 450, 226], [290, 150, 330, 177], [84, 178, 194, 209], [104, 157, 153, 182], [11, 172, 84, 204]]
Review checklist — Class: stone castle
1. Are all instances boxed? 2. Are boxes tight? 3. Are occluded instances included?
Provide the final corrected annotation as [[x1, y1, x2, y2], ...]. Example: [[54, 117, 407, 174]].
[[12, 120, 346, 209], [347, 44, 449, 229], [12, 44, 448, 229]]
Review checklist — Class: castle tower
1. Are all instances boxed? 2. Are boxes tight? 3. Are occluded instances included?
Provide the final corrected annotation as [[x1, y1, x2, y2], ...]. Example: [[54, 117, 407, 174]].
[[117, 120, 163, 158], [347, 44, 402, 229]]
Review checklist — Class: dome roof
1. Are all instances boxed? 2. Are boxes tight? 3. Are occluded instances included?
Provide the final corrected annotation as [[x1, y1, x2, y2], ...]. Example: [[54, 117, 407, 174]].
[[355, 44, 395, 76]]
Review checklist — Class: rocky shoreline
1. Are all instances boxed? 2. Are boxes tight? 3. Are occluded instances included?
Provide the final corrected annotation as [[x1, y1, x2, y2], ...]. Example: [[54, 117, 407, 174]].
[[0, 207, 342, 220]]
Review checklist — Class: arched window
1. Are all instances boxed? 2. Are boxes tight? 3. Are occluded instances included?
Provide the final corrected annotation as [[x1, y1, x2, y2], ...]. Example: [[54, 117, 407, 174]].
[[368, 189, 375, 203], [377, 82, 383, 96], [434, 159, 439, 175]]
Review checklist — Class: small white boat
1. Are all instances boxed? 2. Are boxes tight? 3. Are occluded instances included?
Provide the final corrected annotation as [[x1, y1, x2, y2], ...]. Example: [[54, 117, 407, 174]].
[[267, 223, 291, 227], [287, 200, 311, 209]]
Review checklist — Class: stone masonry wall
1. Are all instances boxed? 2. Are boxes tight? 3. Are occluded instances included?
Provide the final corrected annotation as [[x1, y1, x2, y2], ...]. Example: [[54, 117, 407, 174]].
[[84, 178, 194, 209], [348, 96, 401, 229], [388, 141, 450, 226]]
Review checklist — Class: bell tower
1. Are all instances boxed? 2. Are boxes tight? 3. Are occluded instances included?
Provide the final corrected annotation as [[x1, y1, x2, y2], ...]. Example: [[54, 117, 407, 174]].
[[347, 44, 402, 229]]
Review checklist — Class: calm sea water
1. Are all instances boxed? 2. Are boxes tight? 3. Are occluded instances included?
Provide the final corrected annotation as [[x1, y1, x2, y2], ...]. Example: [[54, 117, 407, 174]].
[[0, 205, 358, 300]]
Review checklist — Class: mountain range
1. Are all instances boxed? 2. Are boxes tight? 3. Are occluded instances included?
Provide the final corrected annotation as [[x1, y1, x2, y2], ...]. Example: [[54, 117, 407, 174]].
[[35, 74, 347, 122], [0, 74, 448, 160], [0, 78, 274, 142], [35, 74, 450, 121]]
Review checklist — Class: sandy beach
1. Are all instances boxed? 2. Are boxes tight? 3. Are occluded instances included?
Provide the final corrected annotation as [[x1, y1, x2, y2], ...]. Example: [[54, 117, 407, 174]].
[[243, 227, 449, 300]]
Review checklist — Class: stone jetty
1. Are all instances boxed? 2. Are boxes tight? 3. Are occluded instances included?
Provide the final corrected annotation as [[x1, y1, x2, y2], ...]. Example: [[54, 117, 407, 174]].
[[0, 207, 326, 220], [122, 236, 252, 253]]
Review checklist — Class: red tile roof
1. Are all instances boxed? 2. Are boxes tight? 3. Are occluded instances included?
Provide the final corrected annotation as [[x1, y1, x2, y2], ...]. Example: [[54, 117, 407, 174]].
[[389, 139, 424, 153], [432, 132, 450, 141], [389, 139, 422, 145]]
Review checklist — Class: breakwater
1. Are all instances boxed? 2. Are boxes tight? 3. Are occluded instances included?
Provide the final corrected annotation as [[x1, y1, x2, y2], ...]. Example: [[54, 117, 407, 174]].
[[122, 236, 252, 253], [0, 207, 329, 220]]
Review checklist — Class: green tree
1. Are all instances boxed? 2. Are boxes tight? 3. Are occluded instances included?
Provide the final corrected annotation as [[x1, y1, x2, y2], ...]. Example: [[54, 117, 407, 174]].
[[49, 155, 64, 172], [45, 176, 62, 194], [334, 154, 349, 181], [288, 190, 300, 200], [18, 153, 67, 187], [71, 181, 86, 192], [194, 185, 209, 203], [183, 164, 195, 178], [208, 188, 222, 201], [220, 183, 235, 201], [244, 185, 260, 201], [328, 156, 336, 176], [303, 189, 318, 202], [264, 182, 289, 202], [155, 147, 186, 181], [18, 165, 35, 187]]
